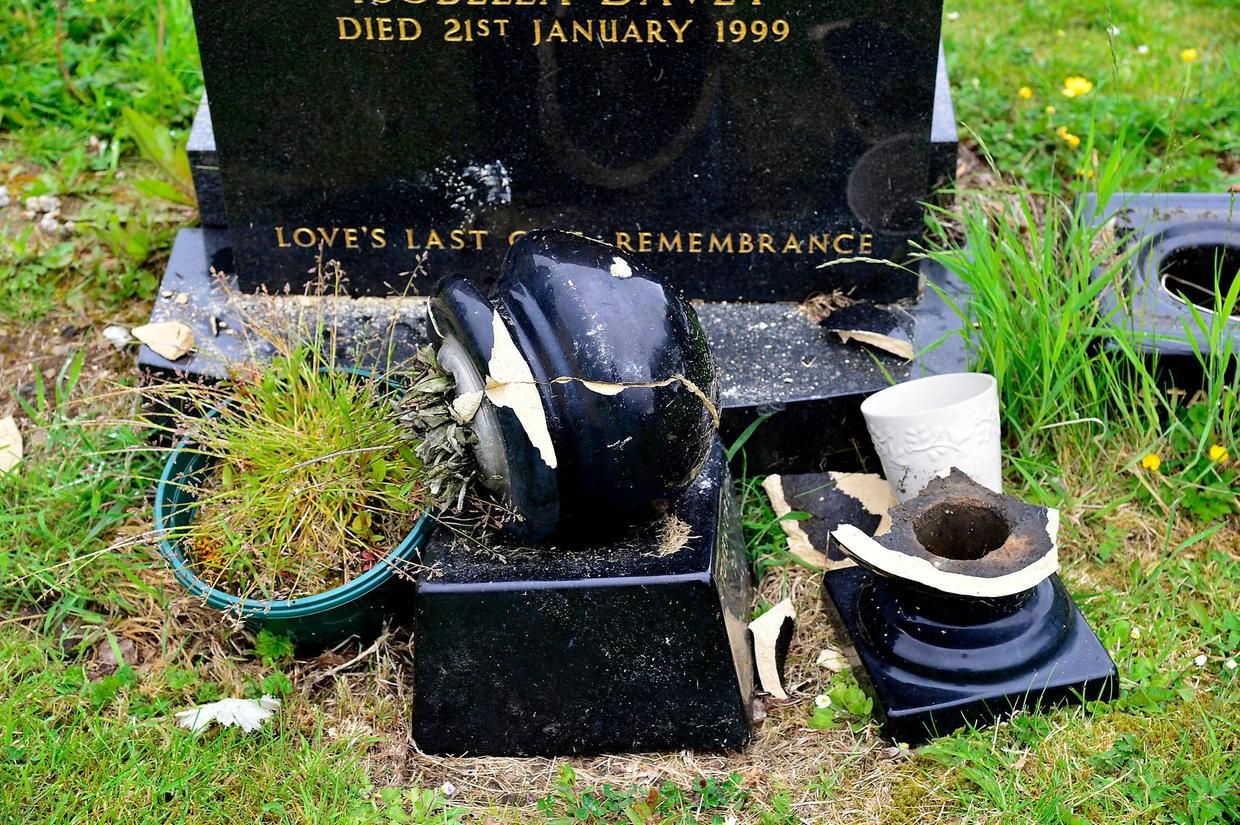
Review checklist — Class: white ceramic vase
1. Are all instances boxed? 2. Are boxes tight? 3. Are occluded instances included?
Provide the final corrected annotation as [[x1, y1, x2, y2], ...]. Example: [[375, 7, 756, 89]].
[[860, 372, 1002, 502]]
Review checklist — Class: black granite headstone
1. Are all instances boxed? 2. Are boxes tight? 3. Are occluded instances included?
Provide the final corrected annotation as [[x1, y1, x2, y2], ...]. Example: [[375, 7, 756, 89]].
[[188, 0, 944, 301]]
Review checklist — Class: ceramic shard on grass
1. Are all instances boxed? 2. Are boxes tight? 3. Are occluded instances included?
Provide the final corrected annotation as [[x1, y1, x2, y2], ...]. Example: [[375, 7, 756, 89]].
[[0, 416, 21, 475]]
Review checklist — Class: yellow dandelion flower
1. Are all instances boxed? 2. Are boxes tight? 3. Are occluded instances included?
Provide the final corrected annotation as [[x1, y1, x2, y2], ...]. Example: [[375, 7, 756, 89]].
[[1061, 76, 1094, 98], [1181, 48, 1199, 63], [1077, 167, 1096, 178], [1045, 105, 1057, 114], [1018, 86, 1034, 100], [1208, 444, 1229, 462], [1141, 453, 1162, 472], [1056, 126, 1082, 148]]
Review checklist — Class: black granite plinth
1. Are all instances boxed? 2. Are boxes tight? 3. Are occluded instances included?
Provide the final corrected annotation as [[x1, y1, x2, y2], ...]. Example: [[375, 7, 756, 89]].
[[823, 567, 1118, 744], [1085, 193, 1239, 366], [411, 441, 753, 756], [186, 0, 947, 301], [138, 228, 968, 475]]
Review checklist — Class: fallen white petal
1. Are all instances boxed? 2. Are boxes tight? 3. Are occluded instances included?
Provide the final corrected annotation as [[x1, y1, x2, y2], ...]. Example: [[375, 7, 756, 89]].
[[815, 646, 848, 673], [174, 695, 281, 733], [102, 325, 134, 350], [0, 417, 22, 475]]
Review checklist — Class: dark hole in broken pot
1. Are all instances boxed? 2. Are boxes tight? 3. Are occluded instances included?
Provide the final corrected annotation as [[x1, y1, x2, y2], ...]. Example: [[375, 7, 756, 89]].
[[1159, 242, 1240, 318], [912, 501, 1010, 561]]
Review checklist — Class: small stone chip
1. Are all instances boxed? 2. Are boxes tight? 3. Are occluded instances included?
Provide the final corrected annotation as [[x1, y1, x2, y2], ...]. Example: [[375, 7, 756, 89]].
[[132, 321, 195, 361]]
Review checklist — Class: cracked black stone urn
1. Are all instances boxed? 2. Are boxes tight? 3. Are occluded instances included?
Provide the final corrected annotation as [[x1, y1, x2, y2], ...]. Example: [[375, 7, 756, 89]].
[[430, 229, 720, 543], [413, 231, 754, 756], [825, 472, 1118, 744]]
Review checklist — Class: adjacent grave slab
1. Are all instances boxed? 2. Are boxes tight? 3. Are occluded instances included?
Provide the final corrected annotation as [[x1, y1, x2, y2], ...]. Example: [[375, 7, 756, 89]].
[[187, 0, 946, 301], [138, 229, 967, 475], [411, 441, 753, 756], [1085, 193, 1239, 358]]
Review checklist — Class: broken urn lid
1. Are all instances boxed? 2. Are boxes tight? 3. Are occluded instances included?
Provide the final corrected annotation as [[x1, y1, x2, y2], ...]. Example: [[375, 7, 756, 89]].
[[831, 470, 1059, 599], [431, 230, 720, 543]]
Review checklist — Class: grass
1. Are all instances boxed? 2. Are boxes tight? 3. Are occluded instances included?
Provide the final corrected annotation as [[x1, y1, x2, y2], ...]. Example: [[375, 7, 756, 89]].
[[164, 344, 429, 602], [1, 0, 1238, 822], [945, 0, 1239, 190]]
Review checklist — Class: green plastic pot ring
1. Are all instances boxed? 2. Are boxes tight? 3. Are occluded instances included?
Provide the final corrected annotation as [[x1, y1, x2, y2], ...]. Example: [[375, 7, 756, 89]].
[[153, 371, 432, 646]]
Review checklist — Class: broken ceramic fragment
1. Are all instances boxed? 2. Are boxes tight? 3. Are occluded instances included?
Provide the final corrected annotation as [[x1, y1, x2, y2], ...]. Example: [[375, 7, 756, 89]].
[[0, 416, 22, 475], [821, 303, 915, 360], [133, 321, 196, 362], [749, 599, 796, 700], [762, 471, 896, 569], [831, 470, 1058, 599]]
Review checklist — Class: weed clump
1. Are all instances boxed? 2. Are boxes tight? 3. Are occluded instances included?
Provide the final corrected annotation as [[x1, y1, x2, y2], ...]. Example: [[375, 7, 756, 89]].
[[175, 344, 462, 602]]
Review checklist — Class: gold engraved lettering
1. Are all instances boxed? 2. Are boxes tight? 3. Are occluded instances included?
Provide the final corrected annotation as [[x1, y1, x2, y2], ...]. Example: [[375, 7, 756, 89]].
[[337, 17, 362, 40], [533, 18, 690, 45], [657, 233, 682, 253]]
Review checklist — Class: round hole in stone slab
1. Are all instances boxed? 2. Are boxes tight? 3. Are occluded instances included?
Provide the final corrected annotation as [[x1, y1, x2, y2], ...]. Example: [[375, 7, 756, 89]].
[[1159, 243, 1240, 317], [913, 502, 1010, 561]]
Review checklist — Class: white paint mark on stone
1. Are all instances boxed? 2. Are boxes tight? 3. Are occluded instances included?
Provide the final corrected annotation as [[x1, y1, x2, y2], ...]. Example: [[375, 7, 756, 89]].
[[609, 256, 633, 278]]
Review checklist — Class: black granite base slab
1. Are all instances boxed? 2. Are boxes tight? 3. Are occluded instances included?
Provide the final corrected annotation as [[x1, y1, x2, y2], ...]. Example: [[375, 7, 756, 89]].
[[823, 566, 1118, 745], [411, 441, 753, 756], [138, 228, 968, 475]]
